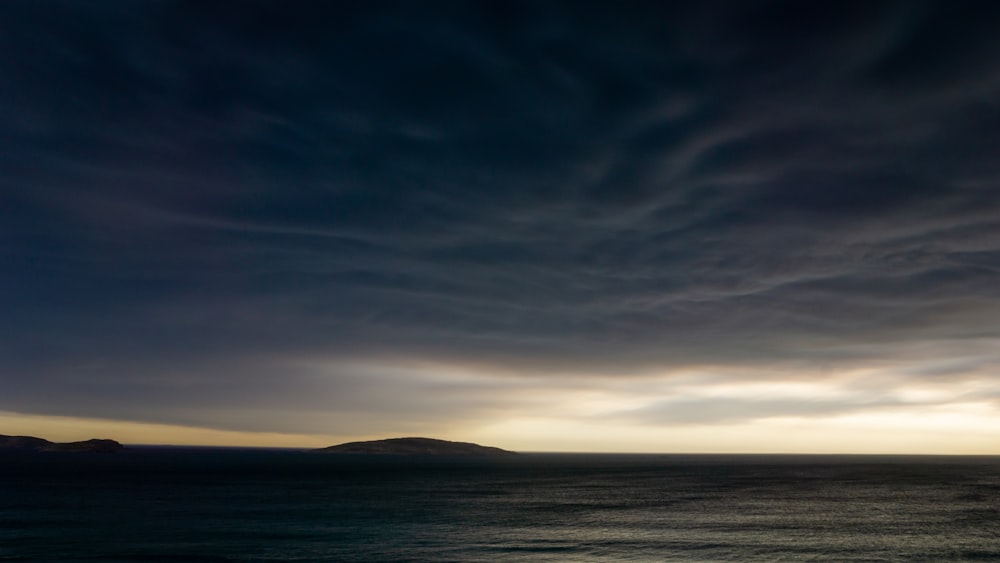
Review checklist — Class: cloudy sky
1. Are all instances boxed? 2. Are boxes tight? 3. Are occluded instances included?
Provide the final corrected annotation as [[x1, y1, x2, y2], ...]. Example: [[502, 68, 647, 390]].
[[3, 1, 1000, 452]]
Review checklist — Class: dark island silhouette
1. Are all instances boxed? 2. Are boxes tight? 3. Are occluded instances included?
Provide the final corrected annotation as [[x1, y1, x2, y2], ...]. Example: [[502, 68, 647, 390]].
[[0, 434, 124, 453], [315, 437, 517, 456]]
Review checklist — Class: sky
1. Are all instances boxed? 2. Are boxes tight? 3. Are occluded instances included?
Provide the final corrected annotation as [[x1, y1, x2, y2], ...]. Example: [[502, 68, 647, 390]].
[[2, 1, 1000, 453]]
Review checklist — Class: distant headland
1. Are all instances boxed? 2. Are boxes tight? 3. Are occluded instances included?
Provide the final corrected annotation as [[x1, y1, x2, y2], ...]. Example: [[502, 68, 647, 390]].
[[314, 437, 517, 456], [0, 434, 124, 453]]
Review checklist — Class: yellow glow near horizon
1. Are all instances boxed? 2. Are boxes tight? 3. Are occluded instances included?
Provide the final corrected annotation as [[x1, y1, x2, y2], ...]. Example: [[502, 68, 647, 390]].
[[466, 410, 1000, 454], [2, 405, 998, 454], [3, 359, 998, 455], [0, 411, 336, 448]]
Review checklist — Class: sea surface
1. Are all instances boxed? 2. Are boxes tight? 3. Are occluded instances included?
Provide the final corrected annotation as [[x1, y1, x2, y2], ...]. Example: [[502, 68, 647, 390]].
[[1, 449, 998, 562]]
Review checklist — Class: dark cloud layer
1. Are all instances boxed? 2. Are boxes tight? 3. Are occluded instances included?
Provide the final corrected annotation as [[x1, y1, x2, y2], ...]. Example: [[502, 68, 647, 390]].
[[3, 1, 1000, 433]]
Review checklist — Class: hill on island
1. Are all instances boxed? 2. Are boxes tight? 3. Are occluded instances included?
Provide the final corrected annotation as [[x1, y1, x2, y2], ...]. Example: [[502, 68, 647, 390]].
[[0, 435, 124, 453], [315, 437, 516, 456]]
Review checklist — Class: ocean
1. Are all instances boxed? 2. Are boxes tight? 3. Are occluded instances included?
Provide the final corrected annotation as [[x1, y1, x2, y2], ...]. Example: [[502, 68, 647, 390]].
[[1, 449, 998, 561]]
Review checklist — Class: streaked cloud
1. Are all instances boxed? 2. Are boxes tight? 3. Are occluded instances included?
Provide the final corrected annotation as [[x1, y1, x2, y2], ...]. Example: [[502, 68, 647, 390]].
[[2, 1, 1000, 451]]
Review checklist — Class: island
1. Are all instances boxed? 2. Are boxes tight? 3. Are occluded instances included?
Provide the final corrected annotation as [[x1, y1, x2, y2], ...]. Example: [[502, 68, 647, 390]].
[[0, 434, 124, 453], [314, 437, 517, 456]]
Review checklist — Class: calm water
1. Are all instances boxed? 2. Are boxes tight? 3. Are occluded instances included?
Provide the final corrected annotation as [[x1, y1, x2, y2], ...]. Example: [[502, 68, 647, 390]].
[[1, 449, 998, 561]]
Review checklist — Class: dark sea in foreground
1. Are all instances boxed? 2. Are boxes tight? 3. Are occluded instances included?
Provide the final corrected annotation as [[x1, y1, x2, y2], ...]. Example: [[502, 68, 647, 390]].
[[1, 449, 998, 562]]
